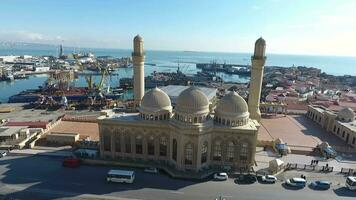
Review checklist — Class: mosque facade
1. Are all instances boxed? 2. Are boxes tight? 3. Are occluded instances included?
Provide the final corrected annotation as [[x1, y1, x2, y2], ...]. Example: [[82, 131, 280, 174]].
[[98, 35, 266, 173]]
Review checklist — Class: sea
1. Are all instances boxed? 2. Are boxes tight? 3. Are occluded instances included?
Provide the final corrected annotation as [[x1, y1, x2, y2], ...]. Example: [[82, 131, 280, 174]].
[[0, 44, 356, 103]]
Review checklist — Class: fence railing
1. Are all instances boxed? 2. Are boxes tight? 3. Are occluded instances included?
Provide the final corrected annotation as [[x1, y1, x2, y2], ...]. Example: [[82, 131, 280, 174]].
[[340, 168, 356, 176], [285, 163, 334, 172]]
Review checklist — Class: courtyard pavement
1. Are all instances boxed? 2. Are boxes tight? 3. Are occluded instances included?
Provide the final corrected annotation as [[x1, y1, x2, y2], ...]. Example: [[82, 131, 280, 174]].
[[258, 115, 347, 147]]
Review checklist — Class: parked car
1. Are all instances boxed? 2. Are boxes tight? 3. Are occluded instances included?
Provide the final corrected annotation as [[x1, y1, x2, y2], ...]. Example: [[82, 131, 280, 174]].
[[236, 174, 257, 184], [285, 178, 306, 188], [214, 172, 228, 181], [310, 180, 331, 190], [144, 167, 158, 174], [0, 150, 8, 158], [346, 176, 356, 191], [62, 157, 80, 168], [261, 175, 277, 183]]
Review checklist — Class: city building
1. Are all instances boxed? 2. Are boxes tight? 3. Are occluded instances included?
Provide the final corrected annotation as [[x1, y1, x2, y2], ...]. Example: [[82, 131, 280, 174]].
[[97, 36, 265, 174], [307, 105, 356, 147]]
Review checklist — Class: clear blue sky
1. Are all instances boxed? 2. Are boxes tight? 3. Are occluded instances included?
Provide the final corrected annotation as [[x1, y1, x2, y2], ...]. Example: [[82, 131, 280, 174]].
[[0, 0, 355, 56]]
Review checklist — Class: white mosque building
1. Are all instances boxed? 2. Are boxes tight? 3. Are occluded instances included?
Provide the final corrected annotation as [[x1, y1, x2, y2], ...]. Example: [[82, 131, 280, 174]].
[[98, 35, 266, 175]]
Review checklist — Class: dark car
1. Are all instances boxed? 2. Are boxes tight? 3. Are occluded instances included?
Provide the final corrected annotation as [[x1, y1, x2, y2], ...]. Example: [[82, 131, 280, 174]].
[[62, 157, 80, 168], [235, 174, 257, 184], [310, 180, 331, 190]]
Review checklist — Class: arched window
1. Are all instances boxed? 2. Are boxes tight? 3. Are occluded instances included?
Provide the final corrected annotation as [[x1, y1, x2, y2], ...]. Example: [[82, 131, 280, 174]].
[[103, 133, 111, 152], [142, 114, 145, 119], [185, 143, 193, 165], [201, 142, 208, 164], [150, 115, 153, 120], [222, 119, 226, 125], [115, 133, 121, 152], [227, 141, 234, 162], [159, 115, 162, 120], [194, 117, 197, 123], [213, 140, 222, 161], [135, 135, 143, 154], [199, 116, 202, 123], [240, 142, 249, 163], [159, 136, 167, 156], [218, 117, 221, 124], [227, 120, 231, 126], [124, 134, 131, 153], [172, 139, 178, 161], [155, 116, 158, 120], [147, 136, 155, 155]]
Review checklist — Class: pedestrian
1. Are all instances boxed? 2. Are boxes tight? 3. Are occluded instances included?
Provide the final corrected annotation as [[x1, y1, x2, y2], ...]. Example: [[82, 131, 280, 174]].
[[316, 160, 319, 165]]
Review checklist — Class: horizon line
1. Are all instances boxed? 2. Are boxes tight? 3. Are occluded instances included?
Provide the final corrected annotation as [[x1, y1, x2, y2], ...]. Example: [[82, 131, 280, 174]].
[[1, 41, 356, 58]]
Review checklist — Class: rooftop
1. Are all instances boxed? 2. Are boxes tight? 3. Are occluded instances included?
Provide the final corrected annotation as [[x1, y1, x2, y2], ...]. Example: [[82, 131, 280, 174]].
[[159, 85, 217, 105], [0, 126, 27, 137], [48, 121, 99, 141]]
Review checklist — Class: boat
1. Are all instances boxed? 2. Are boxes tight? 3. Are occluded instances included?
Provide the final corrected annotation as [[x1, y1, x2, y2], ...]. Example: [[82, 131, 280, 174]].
[[196, 61, 251, 76], [14, 73, 27, 79]]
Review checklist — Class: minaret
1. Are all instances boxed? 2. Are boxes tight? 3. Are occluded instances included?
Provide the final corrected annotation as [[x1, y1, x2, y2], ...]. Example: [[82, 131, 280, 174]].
[[248, 37, 266, 122], [132, 35, 145, 108], [59, 44, 63, 58]]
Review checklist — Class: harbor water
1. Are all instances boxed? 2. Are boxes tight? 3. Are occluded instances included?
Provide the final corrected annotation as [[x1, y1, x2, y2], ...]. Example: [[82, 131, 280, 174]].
[[1, 45, 356, 102]]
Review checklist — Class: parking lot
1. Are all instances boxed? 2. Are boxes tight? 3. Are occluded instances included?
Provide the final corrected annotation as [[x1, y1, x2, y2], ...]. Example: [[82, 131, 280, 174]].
[[0, 155, 355, 200]]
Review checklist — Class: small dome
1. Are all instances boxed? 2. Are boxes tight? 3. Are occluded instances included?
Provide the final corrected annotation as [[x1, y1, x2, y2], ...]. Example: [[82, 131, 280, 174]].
[[338, 107, 355, 122], [176, 86, 209, 114], [140, 87, 172, 113], [215, 92, 249, 119]]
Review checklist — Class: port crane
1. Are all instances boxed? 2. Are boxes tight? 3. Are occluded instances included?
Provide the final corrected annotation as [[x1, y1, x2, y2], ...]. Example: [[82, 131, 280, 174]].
[[76, 59, 112, 108]]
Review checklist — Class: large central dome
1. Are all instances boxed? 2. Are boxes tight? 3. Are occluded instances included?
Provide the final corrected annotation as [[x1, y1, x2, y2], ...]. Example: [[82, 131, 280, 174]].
[[176, 86, 209, 114]]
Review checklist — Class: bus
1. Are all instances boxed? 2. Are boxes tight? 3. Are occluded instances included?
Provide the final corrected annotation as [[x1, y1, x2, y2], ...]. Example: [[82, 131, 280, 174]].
[[107, 169, 135, 183], [346, 176, 356, 191]]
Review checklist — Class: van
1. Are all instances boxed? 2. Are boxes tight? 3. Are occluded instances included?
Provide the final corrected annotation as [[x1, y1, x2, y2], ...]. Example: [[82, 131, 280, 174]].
[[107, 169, 135, 183]]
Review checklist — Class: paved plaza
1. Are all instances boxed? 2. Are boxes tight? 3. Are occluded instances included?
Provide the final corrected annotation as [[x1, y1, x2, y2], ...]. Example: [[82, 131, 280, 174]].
[[258, 115, 346, 147]]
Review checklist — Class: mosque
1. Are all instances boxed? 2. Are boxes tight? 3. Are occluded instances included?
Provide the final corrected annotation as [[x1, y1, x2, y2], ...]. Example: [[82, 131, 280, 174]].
[[98, 35, 266, 173]]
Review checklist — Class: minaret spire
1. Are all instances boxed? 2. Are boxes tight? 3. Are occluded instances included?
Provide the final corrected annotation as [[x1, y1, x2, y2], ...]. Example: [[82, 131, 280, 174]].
[[248, 37, 266, 122], [132, 35, 145, 108]]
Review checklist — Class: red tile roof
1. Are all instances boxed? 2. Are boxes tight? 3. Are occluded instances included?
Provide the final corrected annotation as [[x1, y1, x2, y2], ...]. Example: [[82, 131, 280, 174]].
[[5, 121, 49, 129]]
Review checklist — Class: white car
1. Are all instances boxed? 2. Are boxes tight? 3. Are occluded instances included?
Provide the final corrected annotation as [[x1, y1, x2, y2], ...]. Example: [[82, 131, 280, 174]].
[[0, 151, 7, 158], [214, 172, 228, 181], [285, 178, 306, 188], [144, 167, 158, 174], [262, 175, 277, 183]]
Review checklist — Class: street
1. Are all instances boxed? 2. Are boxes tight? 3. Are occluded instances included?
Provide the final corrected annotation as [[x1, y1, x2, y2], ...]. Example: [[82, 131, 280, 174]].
[[0, 155, 355, 200]]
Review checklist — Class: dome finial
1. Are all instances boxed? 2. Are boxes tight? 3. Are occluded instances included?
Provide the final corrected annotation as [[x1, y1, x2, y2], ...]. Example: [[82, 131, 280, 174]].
[[133, 34, 144, 56], [253, 37, 266, 59]]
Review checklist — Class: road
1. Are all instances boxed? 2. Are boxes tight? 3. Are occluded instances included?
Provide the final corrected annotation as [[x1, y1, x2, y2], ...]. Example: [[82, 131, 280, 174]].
[[0, 155, 355, 200]]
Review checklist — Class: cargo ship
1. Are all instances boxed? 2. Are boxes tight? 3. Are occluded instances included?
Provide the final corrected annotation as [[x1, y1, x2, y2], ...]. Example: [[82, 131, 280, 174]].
[[196, 61, 251, 76], [8, 87, 123, 103], [119, 68, 222, 89], [8, 69, 123, 104]]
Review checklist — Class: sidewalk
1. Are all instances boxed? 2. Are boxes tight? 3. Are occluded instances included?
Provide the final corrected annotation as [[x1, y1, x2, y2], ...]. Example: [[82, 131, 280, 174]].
[[10, 148, 73, 157], [255, 150, 356, 172]]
